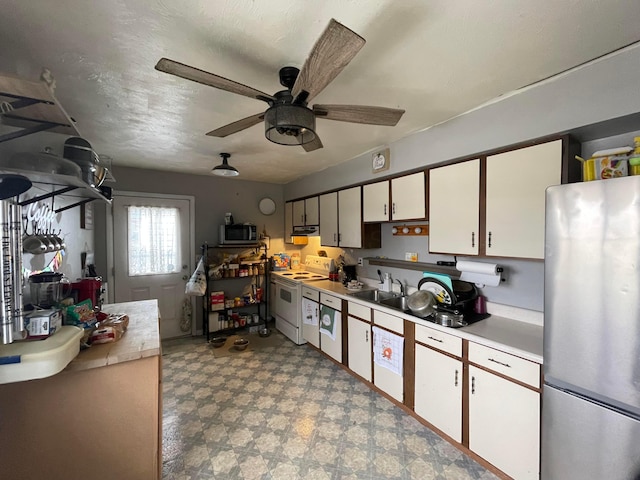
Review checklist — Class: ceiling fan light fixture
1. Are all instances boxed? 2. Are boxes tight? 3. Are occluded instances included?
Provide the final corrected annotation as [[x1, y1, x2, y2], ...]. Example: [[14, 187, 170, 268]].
[[211, 152, 239, 177], [265, 104, 316, 146]]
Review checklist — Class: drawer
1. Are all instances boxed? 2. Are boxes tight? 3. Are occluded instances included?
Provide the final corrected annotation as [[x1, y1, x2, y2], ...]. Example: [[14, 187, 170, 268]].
[[348, 301, 370, 321], [301, 286, 319, 301], [468, 342, 540, 388], [373, 309, 404, 335], [415, 324, 462, 357], [320, 292, 341, 311]]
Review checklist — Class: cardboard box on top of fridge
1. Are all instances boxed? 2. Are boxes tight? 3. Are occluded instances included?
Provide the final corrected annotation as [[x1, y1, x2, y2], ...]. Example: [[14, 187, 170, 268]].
[[210, 291, 225, 311]]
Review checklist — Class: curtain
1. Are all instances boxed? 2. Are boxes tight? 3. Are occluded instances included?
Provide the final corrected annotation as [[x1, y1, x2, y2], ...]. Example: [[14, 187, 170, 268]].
[[127, 206, 180, 276]]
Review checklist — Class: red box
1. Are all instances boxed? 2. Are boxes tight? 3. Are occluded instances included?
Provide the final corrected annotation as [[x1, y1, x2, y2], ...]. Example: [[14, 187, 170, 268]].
[[210, 291, 225, 311]]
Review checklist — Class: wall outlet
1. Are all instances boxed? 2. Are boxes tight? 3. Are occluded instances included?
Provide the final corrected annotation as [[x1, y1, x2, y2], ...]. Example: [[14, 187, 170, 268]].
[[357, 257, 363, 266]]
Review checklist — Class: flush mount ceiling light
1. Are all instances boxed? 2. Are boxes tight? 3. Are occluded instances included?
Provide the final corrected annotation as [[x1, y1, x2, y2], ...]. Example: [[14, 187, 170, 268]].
[[211, 152, 238, 177]]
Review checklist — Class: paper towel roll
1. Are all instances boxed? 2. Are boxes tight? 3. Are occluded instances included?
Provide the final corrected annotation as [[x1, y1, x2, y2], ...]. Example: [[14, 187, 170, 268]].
[[455, 260, 498, 275], [456, 261, 501, 287]]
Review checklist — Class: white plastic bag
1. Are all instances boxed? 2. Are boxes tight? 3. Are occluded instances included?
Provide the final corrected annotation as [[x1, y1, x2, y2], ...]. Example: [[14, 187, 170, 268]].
[[185, 258, 206, 296]]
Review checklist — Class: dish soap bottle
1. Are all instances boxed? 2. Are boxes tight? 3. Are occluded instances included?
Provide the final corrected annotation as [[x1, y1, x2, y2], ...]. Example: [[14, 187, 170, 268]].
[[629, 136, 640, 176]]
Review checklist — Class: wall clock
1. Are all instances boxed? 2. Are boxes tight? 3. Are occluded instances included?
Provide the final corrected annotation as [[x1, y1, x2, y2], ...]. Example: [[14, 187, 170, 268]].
[[372, 148, 390, 173], [258, 197, 276, 215]]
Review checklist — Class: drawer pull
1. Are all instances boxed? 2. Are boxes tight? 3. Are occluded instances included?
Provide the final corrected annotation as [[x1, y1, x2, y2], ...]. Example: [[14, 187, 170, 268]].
[[488, 357, 511, 368], [471, 376, 475, 394], [471, 231, 475, 248], [428, 336, 443, 343], [454, 369, 458, 387]]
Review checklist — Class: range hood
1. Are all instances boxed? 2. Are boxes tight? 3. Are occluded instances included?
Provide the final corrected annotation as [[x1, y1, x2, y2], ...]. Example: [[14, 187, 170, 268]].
[[291, 225, 320, 236]]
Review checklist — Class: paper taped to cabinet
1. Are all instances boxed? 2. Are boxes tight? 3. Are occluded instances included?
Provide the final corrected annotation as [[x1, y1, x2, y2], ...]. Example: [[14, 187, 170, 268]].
[[302, 298, 318, 326]]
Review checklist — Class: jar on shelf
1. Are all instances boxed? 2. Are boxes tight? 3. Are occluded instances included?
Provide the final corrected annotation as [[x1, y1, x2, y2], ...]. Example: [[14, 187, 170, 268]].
[[629, 136, 640, 176]]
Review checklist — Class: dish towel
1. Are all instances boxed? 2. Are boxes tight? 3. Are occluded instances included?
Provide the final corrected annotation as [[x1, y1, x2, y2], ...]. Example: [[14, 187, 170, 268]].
[[302, 298, 318, 326], [373, 326, 404, 376], [319, 305, 338, 340]]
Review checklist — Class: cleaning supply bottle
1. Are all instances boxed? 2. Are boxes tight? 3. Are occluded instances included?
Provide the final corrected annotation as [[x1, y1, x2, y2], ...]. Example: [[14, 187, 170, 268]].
[[629, 137, 640, 176]]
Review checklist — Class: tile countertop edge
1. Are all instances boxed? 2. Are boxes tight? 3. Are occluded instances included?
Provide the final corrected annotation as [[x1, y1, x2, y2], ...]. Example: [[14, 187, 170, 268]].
[[306, 280, 543, 364], [64, 299, 161, 372]]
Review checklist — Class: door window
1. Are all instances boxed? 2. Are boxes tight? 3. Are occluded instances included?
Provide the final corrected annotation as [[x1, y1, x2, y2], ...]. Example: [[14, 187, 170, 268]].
[[127, 205, 180, 276]]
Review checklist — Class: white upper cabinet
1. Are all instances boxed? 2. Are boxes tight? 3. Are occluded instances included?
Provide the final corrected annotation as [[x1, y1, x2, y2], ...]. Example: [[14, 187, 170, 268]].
[[391, 172, 426, 220], [292, 197, 319, 226], [319, 192, 338, 247], [363, 172, 426, 222], [305, 197, 319, 225], [363, 181, 389, 222], [429, 159, 480, 255], [338, 186, 362, 248], [485, 139, 562, 259]]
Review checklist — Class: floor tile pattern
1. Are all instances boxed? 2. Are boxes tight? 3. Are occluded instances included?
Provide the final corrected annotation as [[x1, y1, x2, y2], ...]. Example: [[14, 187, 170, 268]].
[[162, 332, 499, 480]]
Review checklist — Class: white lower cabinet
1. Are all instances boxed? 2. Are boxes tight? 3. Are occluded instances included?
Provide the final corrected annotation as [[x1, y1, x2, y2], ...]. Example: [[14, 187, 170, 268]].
[[319, 293, 342, 362], [301, 286, 320, 348], [414, 344, 462, 442], [347, 316, 371, 381], [372, 310, 404, 402], [468, 365, 540, 480]]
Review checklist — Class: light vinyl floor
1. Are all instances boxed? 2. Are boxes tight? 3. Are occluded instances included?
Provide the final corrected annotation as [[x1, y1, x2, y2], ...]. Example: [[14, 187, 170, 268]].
[[161, 331, 499, 480]]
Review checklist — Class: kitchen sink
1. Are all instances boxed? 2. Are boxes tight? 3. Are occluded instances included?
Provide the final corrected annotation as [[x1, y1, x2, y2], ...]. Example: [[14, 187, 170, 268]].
[[347, 289, 397, 303], [378, 295, 410, 312]]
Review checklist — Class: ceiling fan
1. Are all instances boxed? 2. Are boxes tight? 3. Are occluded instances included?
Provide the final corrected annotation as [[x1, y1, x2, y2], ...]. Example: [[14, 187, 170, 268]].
[[155, 18, 405, 152]]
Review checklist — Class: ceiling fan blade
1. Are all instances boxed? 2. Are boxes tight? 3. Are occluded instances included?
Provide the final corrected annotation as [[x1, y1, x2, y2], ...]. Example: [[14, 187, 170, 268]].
[[206, 113, 265, 137], [292, 19, 365, 103], [313, 104, 405, 126], [301, 135, 323, 152], [156, 58, 274, 103]]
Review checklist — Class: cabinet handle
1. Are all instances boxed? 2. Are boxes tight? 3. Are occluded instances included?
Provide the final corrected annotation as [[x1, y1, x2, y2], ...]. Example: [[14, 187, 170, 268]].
[[384, 204, 387, 215], [392, 202, 396, 214], [488, 231, 492, 248], [471, 376, 475, 394], [427, 336, 443, 343], [471, 232, 475, 248], [304, 214, 307, 224], [365, 330, 368, 342], [333, 233, 337, 242], [488, 357, 511, 368], [454, 369, 458, 387], [338, 233, 342, 242]]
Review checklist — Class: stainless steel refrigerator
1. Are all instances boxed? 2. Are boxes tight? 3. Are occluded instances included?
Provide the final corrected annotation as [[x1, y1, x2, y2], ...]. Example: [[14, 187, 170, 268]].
[[543, 176, 640, 480]]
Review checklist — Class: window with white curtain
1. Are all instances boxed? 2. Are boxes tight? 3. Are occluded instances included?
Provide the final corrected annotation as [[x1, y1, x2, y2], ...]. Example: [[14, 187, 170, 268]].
[[127, 205, 180, 276]]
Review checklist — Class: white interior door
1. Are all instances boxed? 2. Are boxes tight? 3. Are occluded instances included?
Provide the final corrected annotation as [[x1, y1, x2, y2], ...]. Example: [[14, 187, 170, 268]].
[[113, 193, 193, 339]]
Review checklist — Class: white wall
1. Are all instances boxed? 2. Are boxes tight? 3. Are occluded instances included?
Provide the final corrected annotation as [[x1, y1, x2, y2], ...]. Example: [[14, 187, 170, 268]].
[[282, 42, 640, 313]]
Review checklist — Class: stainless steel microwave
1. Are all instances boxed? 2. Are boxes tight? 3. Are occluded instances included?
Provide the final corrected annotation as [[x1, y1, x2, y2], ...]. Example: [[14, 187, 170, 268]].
[[219, 224, 257, 244]]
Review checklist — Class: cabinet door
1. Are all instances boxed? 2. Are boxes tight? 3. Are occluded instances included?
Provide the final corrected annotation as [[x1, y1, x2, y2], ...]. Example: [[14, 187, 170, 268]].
[[305, 197, 319, 225], [486, 139, 562, 259], [347, 316, 371, 381], [319, 192, 338, 246], [302, 298, 319, 348], [284, 202, 293, 244], [414, 344, 462, 442], [292, 200, 305, 226], [363, 181, 389, 222], [468, 365, 540, 480], [338, 186, 362, 248], [391, 172, 426, 220], [429, 159, 480, 255]]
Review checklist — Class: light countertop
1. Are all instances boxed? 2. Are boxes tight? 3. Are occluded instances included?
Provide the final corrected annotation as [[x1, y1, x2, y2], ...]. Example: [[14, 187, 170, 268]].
[[65, 299, 161, 372], [303, 280, 543, 363]]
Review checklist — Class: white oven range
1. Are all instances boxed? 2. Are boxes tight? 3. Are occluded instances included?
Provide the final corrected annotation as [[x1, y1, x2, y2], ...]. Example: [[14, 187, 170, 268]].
[[271, 255, 334, 344]]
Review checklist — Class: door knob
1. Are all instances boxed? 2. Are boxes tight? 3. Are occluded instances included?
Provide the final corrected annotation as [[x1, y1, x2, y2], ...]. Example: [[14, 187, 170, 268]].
[[182, 264, 188, 269], [182, 275, 188, 280]]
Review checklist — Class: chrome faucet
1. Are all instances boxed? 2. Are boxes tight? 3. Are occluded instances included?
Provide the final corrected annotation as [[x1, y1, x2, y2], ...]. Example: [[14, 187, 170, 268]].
[[395, 278, 404, 296]]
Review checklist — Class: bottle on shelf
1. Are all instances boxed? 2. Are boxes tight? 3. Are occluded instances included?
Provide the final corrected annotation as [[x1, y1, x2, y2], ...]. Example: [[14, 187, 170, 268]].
[[629, 136, 640, 176]]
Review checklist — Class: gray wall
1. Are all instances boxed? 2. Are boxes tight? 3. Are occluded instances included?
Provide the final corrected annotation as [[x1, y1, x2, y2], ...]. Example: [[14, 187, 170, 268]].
[[281, 42, 640, 314]]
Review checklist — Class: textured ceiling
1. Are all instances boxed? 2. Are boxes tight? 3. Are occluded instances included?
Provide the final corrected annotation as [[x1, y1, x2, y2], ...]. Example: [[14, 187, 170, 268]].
[[0, 0, 639, 184]]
